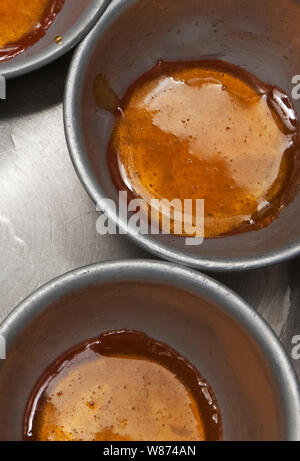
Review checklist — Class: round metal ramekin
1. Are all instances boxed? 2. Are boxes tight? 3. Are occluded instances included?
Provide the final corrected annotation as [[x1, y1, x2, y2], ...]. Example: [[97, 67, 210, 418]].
[[0, 260, 299, 440], [0, 0, 110, 79], [64, 0, 300, 272]]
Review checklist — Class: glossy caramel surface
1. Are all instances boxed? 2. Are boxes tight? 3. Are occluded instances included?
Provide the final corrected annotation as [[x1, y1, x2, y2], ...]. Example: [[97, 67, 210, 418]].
[[0, 0, 64, 61], [0, 0, 49, 48], [108, 61, 300, 237], [24, 331, 221, 441]]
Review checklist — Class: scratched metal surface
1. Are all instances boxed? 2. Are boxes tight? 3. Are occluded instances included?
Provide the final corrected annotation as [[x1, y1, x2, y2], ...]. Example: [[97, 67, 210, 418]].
[[0, 53, 299, 379]]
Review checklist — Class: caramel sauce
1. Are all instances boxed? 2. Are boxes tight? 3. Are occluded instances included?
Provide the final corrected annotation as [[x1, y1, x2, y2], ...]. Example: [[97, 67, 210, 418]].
[[24, 330, 222, 441], [103, 60, 300, 238], [0, 0, 65, 62]]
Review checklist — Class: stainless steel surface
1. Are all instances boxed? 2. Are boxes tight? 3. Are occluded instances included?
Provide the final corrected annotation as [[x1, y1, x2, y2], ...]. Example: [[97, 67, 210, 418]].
[[0, 52, 300, 381], [0, 0, 110, 79], [1, 260, 300, 441], [65, 0, 300, 272]]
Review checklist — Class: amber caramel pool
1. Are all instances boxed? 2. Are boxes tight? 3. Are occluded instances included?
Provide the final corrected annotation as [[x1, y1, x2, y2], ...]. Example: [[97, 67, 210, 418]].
[[105, 61, 300, 238], [24, 331, 221, 441], [0, 0, 65, 61]]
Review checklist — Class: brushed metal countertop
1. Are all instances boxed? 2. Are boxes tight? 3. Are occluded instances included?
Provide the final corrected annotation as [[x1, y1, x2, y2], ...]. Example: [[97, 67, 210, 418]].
[[1, 53, 299, 378]]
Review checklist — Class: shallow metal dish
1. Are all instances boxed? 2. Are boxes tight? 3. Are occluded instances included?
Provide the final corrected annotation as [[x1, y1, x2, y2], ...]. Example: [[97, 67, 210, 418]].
[[0, 0, 109, 79], [65, 0, 300, 272], [0, 260, 299, 440]]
